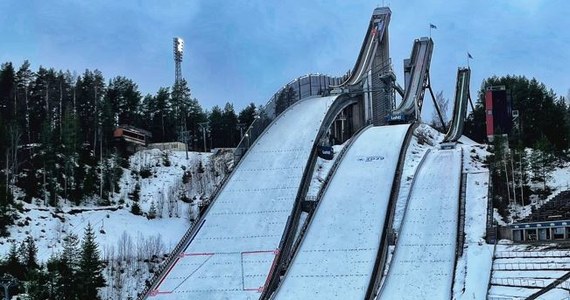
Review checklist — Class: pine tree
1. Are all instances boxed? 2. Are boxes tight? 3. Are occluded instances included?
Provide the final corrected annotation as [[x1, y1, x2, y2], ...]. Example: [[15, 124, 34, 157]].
[[209, 106, 224, 148], [26, 267, 51, 300], [4, 242, 25, 279], [222, 102, 238, 147], [238, 103, 257, 129], [77, 223, 105, 300], [55, 234, 80, 300], [148, 201, 157, 219], [131, 201, 142, 215], [20, 235, 38, 270], [105, 76, 142, 126], [15, 60, 33, 143], [186, 98, 207, 151]]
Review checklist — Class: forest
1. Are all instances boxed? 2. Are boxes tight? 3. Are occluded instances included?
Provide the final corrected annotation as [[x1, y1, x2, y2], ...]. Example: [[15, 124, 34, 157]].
[[1, 59, 570, 299], [0, 61, 258, 233], [463, 75, 570, 216]]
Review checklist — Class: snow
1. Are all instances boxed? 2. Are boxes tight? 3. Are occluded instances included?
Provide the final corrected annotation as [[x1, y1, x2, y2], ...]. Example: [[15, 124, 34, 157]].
[[455, 171, 493, 300], [488, 245, 570, 299], [150, 96, 338, 299], [392, 125, 432, 232], [1, 149, 230, 300], [274, 124, 410, 300], [306, 143, 345, 198], [378, 148, 462, 300], [1, 151, 217, 261]]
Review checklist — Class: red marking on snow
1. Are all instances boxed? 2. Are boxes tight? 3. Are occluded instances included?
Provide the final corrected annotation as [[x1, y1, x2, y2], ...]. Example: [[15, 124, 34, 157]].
[[242, 249, 277, 255], [183, 252, 215, 256], [149, 290, 173, 297], [241, 249, 280, 293], [263, 249, 281, 291], [155, 256, 181, 290]]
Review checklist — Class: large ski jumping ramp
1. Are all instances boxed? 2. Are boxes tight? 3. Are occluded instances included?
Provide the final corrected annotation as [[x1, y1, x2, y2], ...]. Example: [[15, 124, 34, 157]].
[[149, 96, 340, 300], [273, 124, 410, 300], [378, 148, 462, 300]]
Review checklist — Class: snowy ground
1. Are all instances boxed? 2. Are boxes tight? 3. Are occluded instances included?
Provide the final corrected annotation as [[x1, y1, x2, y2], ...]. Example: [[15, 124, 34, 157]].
[[151, 96, 338, 300], [379, 147, 462, 300], [454, 171, 493, 300], [1, 149, 231, 300], [392, 124, 433, 232], [275, 125, 409, 299], [379, 124, 493, 300]]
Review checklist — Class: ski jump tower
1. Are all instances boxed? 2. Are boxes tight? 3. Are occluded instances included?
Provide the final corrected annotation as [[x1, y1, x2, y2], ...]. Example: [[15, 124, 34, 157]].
[[337, 7, 394, 126], [343, 7, 435, 126], [369, 7, 393, 125]]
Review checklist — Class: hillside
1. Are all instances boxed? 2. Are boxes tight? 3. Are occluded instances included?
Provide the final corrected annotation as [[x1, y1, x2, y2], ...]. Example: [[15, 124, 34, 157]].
[[0, 148, 233, 299]]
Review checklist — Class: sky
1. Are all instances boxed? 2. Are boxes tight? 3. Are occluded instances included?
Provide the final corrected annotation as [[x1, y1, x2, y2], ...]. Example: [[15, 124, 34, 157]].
[[1, 0, 569, 119]]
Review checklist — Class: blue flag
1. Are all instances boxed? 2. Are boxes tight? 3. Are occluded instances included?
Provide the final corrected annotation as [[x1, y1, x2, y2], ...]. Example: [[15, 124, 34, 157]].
[[468, 52, 473, 59], [430, 23, 437, 29]]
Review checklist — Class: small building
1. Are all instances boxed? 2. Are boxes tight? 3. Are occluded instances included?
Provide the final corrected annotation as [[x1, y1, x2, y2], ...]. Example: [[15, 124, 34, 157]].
[[148, 142, 187, 151], [505, 220, 570, 242], [113, 125, 152, 154]]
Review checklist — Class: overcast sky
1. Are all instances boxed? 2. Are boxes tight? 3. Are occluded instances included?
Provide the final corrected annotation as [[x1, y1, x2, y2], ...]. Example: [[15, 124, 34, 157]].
[[1, 0, 568, 118]]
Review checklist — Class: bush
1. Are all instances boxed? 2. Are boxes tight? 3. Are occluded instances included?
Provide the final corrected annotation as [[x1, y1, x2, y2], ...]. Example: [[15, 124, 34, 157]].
[[162, 153, 171, 167], [130, 202, 142, 215], [140, 168, 152, 179]]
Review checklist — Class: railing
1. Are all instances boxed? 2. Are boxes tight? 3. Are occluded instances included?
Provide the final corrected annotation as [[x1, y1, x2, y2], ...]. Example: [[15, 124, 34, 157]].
[[450, 149, 465, 296], [486, 167, 496, 243], [136, 219, 205, 299], [491, 277, 547, 288], [493, 262, 570, 270], [486, 227, 499, 298], [234, 74, 347, 163], [457, 171, 467, 257], [526, 271, 570, 300], [495, 251, 570, 258]]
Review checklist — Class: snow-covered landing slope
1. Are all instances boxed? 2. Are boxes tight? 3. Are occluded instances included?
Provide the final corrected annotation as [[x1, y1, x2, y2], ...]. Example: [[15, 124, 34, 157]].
[[273, 125, 410, 300], [379, 148, 462, 300], [150, 96, 338, 300]]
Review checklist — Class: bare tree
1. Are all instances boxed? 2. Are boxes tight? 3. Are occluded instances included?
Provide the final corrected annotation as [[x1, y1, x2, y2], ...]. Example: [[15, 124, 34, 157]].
[[430, 90, 450, 131], [7, 122, 21, 186], [157, 190, 165, 218]]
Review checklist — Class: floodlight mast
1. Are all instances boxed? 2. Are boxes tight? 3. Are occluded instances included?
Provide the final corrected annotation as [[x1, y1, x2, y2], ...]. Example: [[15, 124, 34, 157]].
[[173, 37, 188, 152], [173, 37, 184, 86]]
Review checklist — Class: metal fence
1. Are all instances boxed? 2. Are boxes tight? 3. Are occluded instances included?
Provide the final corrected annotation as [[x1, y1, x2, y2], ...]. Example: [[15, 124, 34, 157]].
[[491, 277, 547, 288], [495, 251, 570, 259], [493, 261, 570, 270], [234, 74, 347, 163]]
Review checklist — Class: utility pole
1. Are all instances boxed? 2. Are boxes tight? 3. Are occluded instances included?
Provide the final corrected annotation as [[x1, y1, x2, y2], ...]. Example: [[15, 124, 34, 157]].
[[199, 122, 208, 152], [510, 149, 517, 206], [99, 126, 103, 201], [180, 129, 191, 160], [237, 123, 246, 140]]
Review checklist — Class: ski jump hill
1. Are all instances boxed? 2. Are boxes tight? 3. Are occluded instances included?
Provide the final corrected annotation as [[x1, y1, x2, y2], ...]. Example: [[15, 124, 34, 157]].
[[140, 7, 472, 300]]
